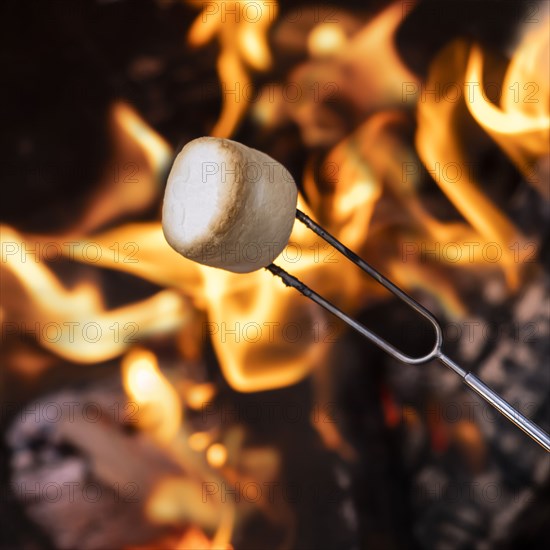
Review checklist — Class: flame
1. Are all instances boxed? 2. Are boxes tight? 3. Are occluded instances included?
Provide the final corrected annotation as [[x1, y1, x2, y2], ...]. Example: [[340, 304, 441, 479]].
[[174, 527, 221, 550], [114, 102, 172, 178], [74, 102, 172, 235], [187, 1, 278, 137], [465, 13, 550, 197], [285, 2, 420, 148], [0, 225, 187, 363], [6, 34, 535, 397], [56, 101, 497, 391], [122, 348, 182, 443], [59, 190, 370, 392], [304, 112, 470, 316], [339, 0, 420, 110], [147, 476, 223, 533], [147, 468, 235, 549], [416, 39, 530, 288], [5, 0, 543, 400], [7, 9, 547, 547], [0, 100, 180, 365]]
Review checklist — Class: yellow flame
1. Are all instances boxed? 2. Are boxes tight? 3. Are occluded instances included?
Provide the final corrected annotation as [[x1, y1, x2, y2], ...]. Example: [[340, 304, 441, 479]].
[[147, 471, 234, 549], [416, 39, 528, 288], [8, 3, 542, 399], [114, 102, 172, 178], [340, 0, 420, 109], [122, 348, 182, 443], [74, 102, 172, 234], [147, 476, 222, 530], [187, 1, 278, 137], [61, 191, 371, 392], [466, 46, 549, 136], [465, 14, 549, 196], [0, 225, 187, 363]]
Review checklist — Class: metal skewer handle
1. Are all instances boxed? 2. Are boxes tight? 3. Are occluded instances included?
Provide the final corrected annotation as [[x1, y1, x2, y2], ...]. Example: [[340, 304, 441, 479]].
[[266, 209, 550, 452]]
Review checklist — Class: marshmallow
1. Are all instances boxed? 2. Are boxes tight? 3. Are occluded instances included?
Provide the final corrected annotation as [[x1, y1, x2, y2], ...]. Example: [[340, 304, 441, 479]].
[[162, 137, 298, 273]]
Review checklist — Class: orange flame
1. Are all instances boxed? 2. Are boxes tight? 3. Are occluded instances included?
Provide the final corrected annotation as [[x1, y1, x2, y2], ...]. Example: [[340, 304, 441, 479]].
[[62, 196, 353, 392], [4, 2, 545, 396], [0, 225, 187, 363], [6, 12, 547, 546], [465, 13, 549, 197], [122, 348, 182, 443], [416, 39, 530, 289], [187, 1, 278, 137]]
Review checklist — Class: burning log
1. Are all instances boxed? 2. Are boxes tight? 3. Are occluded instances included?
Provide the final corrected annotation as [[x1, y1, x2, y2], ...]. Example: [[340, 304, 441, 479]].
[[384, 272, 550, 547], [5, 379, 184, 549]]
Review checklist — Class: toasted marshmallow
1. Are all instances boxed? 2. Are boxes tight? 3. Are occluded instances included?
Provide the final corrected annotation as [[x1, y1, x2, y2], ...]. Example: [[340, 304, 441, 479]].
[[162, 137, 298, 273]]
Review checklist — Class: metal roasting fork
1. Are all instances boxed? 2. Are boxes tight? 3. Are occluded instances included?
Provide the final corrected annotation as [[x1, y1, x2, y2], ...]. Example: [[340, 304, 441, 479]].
[[267, 209, 550, 452]]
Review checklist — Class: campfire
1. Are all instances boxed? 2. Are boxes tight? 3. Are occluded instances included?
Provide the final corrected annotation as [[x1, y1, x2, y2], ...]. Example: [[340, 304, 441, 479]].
[[1, 0, 549, 548]]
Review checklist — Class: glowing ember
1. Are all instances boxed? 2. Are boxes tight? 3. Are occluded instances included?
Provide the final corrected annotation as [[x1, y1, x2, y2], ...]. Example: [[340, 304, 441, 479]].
[[308, 23, 347, 56], [206, 443, 228, 468], [188, 431, 213, 451], [185, 383, 217, 410]]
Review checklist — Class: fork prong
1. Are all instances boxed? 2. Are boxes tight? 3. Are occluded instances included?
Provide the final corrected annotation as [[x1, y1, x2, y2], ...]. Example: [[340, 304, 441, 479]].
[[266, 263, 440, 365], [295, 209, 443, 351], [264, 210, 550, 452]]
